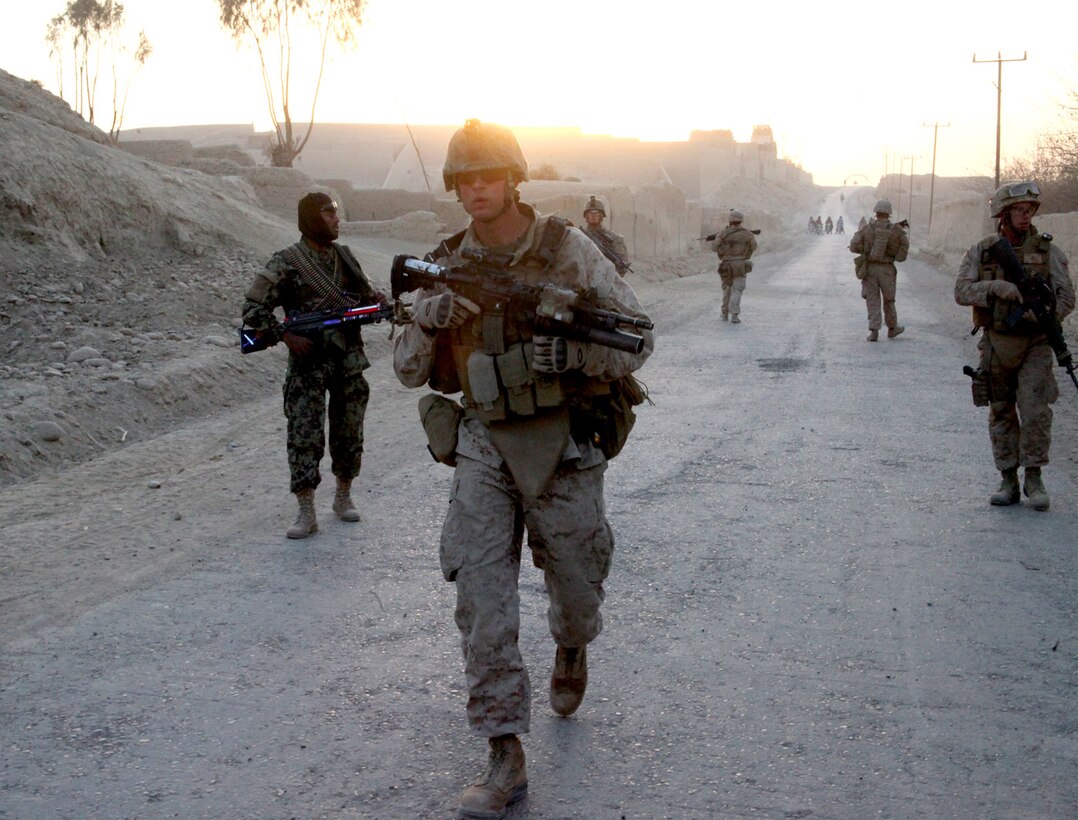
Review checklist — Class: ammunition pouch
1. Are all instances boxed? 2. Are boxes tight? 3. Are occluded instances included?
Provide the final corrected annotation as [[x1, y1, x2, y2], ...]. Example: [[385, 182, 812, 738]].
[[457, 343, 567, 423], [418, 393, 464, 466], [854, 254, 868, 280], [569, 373, 648, 460]]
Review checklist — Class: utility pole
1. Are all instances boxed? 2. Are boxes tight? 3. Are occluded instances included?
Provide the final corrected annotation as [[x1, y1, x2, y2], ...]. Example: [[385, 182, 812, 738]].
[[923, 121, 950, 237], [973, 51, 1027, 187], [897, 156, 906, 209], [907, 156, 915, 224]]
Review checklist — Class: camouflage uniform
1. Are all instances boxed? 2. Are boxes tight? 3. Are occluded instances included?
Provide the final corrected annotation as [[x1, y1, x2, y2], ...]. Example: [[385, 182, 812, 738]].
[[580, 225, 631, 276], [848, 217, 909, 332], [710, 224, 757, 320], [243, 241, 376, 493], [393, 204, 653, 737], [954, 227, 1074, 471]]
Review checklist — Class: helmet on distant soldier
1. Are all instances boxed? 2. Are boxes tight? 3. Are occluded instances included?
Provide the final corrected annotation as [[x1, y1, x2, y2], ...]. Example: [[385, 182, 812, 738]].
[[989, 181, 1041, 218], [729, 209, 744, 223], [583, 195, 607, 217], [873, 199, 893, 215], [442, 119, 529, 192]]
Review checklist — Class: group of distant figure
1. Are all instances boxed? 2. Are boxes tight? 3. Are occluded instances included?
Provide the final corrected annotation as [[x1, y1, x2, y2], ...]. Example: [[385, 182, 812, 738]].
[[807, 215, 844, 235]]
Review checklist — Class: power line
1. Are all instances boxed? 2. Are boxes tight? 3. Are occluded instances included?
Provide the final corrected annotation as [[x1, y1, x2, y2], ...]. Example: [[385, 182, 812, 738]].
[[973, 51, 1027, 188]]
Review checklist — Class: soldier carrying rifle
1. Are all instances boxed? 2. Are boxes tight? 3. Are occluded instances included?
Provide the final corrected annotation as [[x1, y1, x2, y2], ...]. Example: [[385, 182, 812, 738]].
[[954, 181, 1075, 511], [241, 192, 388, 538]]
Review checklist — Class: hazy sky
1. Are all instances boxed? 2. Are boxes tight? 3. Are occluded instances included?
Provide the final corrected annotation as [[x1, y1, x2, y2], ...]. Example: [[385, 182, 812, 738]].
[[3, 0, 1074, 187]]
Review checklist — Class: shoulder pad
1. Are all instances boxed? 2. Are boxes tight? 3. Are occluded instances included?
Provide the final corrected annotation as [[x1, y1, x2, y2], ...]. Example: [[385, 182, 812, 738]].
[[532, 216, 569, 268]]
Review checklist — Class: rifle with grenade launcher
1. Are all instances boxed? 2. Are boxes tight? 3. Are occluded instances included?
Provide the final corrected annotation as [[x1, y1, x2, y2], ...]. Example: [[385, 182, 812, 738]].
[[390, 249, 652, 354]]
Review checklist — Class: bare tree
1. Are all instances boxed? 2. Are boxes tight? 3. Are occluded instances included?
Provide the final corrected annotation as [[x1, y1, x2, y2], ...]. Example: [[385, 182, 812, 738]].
[[45, 0, 152, 140], [1004, 89, 1078, 213], [217, 0, 366, 168]]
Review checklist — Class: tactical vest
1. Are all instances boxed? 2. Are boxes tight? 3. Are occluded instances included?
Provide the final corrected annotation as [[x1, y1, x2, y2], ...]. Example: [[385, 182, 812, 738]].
[[426, 216, 600, 423], [974, 232, 1053, 333]]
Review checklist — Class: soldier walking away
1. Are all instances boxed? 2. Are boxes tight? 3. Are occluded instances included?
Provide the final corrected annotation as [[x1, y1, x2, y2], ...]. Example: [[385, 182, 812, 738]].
[[242, 193, 386, 538], [392, 120, 653, 819], [954, 181, 1075, 511], [835, 215, 845, 235], [710, 209, 757, 323], [848, 198, 909, 341], [579, 194, 631, 275]]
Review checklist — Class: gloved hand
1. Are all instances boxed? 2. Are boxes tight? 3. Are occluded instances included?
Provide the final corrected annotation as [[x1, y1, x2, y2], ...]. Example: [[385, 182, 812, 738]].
[[987, 280, 1023, 302], [531, 335, 589, 373], [414, 292, 481, 330]]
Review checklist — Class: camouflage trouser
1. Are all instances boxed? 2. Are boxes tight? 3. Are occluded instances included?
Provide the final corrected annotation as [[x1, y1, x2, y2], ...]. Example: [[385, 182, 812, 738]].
[[721, 275, 746, 317], [980, 331, 1059, 470], [861, 267, 898, 330], [440, 455, 614, 736], [283, 343, 371, 493]]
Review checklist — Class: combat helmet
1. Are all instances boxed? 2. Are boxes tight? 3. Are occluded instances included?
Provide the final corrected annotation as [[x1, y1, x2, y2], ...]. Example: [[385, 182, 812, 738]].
[[873, 199, 893, 216], [583, 195, 607, 217], [442, 119, 529, 192], [989, 181, 1040, 218], [729, 209, 744, 223]]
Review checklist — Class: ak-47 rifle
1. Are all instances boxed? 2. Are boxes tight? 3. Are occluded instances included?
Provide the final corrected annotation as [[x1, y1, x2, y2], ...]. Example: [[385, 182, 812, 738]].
[[390, 249, 652, 354], [239, 302, 394, 354], [699, 229, 762, 241], [988, 236, 1078, 393]]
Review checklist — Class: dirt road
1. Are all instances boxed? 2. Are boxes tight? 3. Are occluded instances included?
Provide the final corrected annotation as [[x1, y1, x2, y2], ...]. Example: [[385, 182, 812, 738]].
[[2, 203, 1076, 817]]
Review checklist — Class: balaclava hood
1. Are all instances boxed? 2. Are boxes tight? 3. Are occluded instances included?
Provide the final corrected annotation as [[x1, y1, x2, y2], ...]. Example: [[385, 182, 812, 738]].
[[298, 192, 336, 246]]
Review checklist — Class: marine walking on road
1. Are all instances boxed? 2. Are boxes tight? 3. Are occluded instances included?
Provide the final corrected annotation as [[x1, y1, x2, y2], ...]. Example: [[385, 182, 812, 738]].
[[954, 181, 1075, 511], [848, 198, 909, 341], [391, 119, 654, 819], [710, 208, 758, 323]]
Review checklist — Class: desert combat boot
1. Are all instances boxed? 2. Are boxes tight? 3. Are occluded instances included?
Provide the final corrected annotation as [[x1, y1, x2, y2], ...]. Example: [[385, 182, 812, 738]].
[[457, 734, 527, 819], [286, 488, 318, 539], [550, 645, 588, 716], [867, 329, 879, 342], [332, 477, 361, 522], [887, 325, 905, 338], [989, 469, 1020, 507], [1023, 467, 1050, 511]]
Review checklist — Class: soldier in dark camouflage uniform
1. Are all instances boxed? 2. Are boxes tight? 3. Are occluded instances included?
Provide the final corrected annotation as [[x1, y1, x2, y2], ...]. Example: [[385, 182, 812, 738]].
[[242, 192, 384, 538]]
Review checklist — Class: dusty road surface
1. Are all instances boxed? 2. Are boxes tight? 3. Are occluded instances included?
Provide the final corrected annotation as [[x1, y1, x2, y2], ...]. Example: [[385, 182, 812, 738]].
[[2, 198, 1077, 818]]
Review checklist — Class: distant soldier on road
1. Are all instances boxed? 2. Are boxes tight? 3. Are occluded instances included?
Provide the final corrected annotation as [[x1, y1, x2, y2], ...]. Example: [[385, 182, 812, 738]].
[[579, 194, 631, 275], [848, 198, 909, 341], [242, 193, 385, 538], [710, 208, 757, 323], [954, 181, 1075, 510]]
